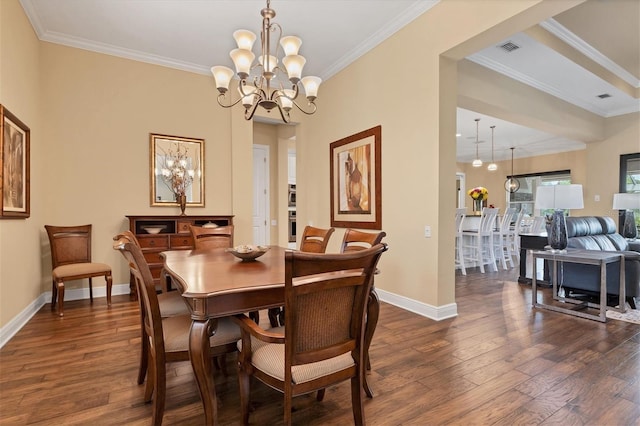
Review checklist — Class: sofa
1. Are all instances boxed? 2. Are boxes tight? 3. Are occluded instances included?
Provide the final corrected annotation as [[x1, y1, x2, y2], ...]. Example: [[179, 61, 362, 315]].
[[559, 216, 640, 309]]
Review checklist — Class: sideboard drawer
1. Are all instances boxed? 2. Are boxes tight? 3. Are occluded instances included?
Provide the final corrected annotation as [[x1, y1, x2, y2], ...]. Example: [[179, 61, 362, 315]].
[[138, 235, 169, 249], [177, 221, 192, 234], [170, 235, 193, 249]]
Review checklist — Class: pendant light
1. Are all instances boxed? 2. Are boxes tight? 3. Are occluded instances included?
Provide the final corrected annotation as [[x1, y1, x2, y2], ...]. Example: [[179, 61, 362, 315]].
[[504, 147, 520, 192], [472, 118, 482, 167], [487, 125, 497, 171]]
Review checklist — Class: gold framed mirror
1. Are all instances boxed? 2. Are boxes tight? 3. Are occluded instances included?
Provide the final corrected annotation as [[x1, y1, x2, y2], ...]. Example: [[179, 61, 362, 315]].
[[150, 133, 204, 207]]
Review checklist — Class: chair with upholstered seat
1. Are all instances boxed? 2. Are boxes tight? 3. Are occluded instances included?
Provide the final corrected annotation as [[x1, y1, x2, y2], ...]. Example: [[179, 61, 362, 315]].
[[114, 231, 190, 386], [340, 228, 386, 398], [113, 233, 240, 426], [45, 224, 112, 317], [234, 244, 387, 426], [188, 225, 234, 250], [268, 225, 336, 328]]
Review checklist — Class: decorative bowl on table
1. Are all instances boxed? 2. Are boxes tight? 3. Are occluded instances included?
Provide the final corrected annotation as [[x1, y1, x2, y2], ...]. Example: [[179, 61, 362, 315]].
[[226, 245, 270, 261], [142, 225, 166, 234]]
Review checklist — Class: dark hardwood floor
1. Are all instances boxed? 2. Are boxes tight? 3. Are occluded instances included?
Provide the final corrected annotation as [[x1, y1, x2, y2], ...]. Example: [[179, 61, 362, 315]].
[[1, 267, 639, 425]]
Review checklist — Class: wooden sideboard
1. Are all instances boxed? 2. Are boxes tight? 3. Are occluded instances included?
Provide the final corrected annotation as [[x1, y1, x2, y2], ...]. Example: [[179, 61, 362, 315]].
[[126, 215, 234, 297]]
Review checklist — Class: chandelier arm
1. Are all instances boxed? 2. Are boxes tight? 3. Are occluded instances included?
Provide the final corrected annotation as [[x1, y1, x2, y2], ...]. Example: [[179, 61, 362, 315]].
[[291, 99, 318, 115], [274, 103, 291, 123], [216, 93, 244, 109], [244, 100, 262, 121]]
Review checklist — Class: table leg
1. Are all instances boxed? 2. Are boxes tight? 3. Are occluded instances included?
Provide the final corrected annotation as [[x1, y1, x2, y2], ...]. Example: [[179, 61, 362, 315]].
[[190, 318, 217, 425], [363, 288, 379, 398]]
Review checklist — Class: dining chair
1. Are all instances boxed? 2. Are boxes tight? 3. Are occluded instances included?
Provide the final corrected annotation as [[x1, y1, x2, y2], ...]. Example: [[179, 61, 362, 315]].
[[188, 224, 234, 249], [454, 208, 467, 276], [462, 208, 499, 273], [299, 225, 335, 253], [113, 233, 240, 426], [234, 243, 388, 426], [114, 231, 190, 386], [44, 224, 112, 317], [493, 207, 518, 270], [268, 225, 336, 328], [339, 228, 387, 398]]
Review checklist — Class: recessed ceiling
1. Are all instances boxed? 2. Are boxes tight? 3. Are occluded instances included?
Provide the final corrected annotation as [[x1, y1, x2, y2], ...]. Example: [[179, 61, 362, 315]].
[[19, 0, 639, 163]]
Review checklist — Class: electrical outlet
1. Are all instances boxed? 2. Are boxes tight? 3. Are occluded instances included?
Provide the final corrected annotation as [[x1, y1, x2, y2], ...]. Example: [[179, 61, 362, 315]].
[[424, 225, 431, 238], [594, 194, 600, 202]]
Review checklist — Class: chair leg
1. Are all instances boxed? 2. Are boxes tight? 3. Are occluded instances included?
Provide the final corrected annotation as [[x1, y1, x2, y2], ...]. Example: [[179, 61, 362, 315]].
[[88, 277, 94, 303], [238, 367, 251, 425], [138, 336, 149, 385], [316, 388, 326, 401], [106, 273, 113, 306], [268, 308, 281, 327], [284, 386, 293, 426], [51, 279, 57, 309], [350, 375, 365, 425], [150, 354, 166, 426], [57, 281, 65, 317]]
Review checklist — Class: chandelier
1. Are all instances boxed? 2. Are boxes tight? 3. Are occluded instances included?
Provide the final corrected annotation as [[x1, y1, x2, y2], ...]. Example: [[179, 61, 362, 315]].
[[211, 0, 321, 123], [487, 125, 497, 171], [472, 118, 482, 167], [504, 147, 520, 193]]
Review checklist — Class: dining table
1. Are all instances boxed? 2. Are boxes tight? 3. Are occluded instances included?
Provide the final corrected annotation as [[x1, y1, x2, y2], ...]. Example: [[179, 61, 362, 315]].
[[160, 245, 380, 425]]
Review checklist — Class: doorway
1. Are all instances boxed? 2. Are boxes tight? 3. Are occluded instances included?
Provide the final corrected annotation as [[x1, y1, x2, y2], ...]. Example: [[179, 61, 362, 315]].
[[253, 145, 270, 245]]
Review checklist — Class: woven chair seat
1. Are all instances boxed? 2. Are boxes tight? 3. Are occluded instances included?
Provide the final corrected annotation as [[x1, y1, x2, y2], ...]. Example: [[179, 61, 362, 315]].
[[251, 342, 354, 384]]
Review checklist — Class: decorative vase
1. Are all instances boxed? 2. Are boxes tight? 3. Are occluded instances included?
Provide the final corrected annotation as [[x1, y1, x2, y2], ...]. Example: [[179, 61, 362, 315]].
[[547, 209, 568, 251], [473, 199, 483, 213], [178, 193, 187, 216], [622, 210, 637, 240]]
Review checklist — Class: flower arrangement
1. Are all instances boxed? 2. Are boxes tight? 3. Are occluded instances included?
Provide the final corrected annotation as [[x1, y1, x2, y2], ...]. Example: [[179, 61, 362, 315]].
[[468, 186, 488, 201]]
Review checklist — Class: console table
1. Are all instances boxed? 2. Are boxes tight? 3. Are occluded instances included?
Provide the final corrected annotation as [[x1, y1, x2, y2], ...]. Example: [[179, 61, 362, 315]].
[[518, 232, 549, 285], [531, 249, 625, 322], [126, 215, 234, 297]]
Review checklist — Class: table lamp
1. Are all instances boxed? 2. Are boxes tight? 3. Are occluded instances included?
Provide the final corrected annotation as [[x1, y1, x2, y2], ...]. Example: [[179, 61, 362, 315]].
[[534, 184, 584, 252], [612, 193, 640, 240]]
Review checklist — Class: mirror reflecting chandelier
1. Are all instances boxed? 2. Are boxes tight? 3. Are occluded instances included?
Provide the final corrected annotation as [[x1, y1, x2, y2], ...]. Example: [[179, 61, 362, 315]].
[[211, 0, 321, 123]]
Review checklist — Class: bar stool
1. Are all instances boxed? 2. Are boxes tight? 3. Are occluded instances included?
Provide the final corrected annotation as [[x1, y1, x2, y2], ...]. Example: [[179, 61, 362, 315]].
[[455, 208, 466, 275], [462, 208, 499, 273]]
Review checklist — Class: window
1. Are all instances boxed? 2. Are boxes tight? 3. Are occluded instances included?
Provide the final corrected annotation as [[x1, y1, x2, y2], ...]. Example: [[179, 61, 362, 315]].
[[619, 153, 640, 232], [507, 170, 572, 216]]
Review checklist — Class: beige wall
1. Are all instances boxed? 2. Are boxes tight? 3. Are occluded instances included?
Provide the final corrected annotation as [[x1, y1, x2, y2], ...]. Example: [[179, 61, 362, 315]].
[[0, 0, 43, 327], [4, 0, 637, 329]]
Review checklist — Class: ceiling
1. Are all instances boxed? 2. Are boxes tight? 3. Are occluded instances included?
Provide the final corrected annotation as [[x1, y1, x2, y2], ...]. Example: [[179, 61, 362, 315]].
[[19, 0, 640, 163]]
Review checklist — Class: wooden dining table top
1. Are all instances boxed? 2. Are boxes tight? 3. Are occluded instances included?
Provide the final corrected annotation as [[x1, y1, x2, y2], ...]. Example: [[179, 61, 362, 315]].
[[161, 245, 288, 319]]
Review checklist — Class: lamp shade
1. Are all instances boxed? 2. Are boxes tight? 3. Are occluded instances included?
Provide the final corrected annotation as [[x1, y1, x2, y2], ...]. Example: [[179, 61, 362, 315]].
[[612, 193, 640, 210], [535, 184, 584, 210]]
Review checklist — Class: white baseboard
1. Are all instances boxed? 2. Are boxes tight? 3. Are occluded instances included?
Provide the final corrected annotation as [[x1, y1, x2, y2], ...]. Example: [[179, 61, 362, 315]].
[[0, 283, 131, 349], [1, 283, 456, 349], [376, 288, 458, 321]]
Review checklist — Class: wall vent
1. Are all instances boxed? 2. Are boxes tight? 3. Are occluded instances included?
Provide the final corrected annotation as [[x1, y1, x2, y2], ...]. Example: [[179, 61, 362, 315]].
[[597, 93, 612, 99], [499, 41, 520, 52]]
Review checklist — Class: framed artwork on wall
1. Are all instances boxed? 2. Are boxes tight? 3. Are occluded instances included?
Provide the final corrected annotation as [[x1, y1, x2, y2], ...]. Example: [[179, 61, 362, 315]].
[[150, 133, 205, 208], [330, 125, 381, 229], [0, 105, 30, 219]]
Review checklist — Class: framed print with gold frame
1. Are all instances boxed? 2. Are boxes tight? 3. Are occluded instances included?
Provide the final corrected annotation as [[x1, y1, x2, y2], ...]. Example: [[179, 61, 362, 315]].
[[150, 133, 204, 207]]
